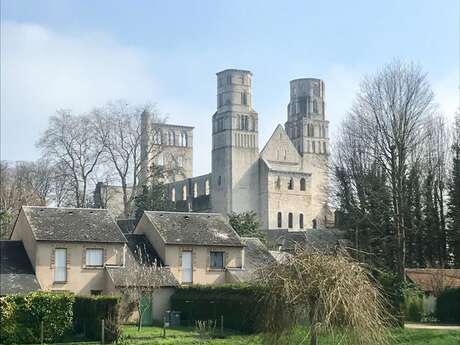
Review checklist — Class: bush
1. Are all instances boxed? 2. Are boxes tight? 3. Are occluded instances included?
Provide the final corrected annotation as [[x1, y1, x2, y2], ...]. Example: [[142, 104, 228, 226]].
[[0, 292, 75, 344], [73, 295, 120, 341], [436, 288, 460, 323], [170, 284, 265, 333], [402, 286, 424, 322], [372, 270, 405, 326]]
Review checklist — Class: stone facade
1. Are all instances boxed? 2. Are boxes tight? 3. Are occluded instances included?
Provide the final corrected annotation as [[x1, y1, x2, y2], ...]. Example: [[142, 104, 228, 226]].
[[102, 69, 333, 230]]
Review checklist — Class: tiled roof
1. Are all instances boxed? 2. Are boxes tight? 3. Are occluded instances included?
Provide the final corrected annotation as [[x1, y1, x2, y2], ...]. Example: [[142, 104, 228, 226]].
[[405, 268, 460, 293], [227, 237, 276, 282], [143, 211, 243, 247], [20, 206, 127, 243], [106, 235, 177, 288], [0, 241, 41, 295]]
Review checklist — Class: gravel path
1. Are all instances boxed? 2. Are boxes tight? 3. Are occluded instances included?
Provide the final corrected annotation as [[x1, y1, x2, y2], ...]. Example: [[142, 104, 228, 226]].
[[405, 323, 460, 331]]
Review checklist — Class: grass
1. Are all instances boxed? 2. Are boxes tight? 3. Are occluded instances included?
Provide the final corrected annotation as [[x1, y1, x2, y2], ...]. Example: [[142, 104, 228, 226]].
[[120, 325, 460, 345]]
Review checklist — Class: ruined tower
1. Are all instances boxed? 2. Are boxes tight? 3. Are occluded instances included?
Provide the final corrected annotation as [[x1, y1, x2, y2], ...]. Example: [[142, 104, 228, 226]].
[[211, 69, 259, 215]]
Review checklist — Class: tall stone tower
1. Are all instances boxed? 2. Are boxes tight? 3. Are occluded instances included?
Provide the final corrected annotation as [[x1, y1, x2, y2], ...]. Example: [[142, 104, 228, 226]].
[[285, 78, 330, 226], [211, 69, 259, 215]]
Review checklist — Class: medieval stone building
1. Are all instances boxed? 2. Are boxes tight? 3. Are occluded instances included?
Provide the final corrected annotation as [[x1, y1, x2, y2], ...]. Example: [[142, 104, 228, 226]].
[[138, 69, 333, 230]]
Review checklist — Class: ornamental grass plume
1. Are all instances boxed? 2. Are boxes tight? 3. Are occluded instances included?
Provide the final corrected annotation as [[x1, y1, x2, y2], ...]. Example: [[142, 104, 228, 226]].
[[256, 246, 395, 345]]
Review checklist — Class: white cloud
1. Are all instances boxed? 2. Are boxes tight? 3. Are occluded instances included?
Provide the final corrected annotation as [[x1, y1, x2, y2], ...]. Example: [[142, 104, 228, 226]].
[[1, 21, 157, 161]]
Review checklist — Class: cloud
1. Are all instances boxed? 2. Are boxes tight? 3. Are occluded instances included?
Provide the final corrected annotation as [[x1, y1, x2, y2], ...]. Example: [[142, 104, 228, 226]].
[[1, 21, 157, 161]]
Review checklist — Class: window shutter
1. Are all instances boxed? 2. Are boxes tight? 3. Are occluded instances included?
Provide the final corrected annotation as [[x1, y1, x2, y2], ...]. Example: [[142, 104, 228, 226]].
[[103, 248, 107, 266], [224, 251, 228, 268], [192, 250, 197, 271], [207, 250, 210, 269], [178, 251, 182, 269], [66, 248, 71, 268]]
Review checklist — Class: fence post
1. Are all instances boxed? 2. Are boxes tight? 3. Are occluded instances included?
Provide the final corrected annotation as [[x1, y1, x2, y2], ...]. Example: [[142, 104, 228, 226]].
[[101, 319, 105, 345], [163, 316, 166, 338], [220, 315, 224, 337], [40, 321, 44, 344]]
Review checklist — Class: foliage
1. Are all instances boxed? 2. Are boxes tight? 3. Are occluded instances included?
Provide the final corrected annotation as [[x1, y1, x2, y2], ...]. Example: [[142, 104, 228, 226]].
[[134, 165, 174, 223], [0, 296, 16, 341], [195, 320, 217, 339], [256, 247, 393, 345], [435, 288, 460, 323], [73, 295, 120, 341], [402, 287, 424, 322], [228, 211, 264, 242], [170, 284, 265, 333], [0, 291, 75, 344]]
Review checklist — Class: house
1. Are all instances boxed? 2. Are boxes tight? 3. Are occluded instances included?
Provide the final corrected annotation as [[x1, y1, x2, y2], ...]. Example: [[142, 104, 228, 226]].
[[134, 211, 246, 285], [9, 206, 127, 295], [405, 268, 460, 315]]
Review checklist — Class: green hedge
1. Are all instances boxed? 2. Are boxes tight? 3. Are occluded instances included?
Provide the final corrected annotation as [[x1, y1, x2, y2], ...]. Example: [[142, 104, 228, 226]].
[[0, 292, 75, 344], [170, 284, 265, 333], [436, 288, 460, 323], [74, 295, 120, 341], [0, 292, 120, 344]]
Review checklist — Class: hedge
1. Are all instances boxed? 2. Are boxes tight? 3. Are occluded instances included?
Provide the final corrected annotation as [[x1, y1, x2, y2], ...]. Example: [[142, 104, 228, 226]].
[[0, 292, 120, 344], [0, 292, 75, 344], [170, 284, 266, 333], [436, 288, 460, 323], [74, 295, 120, 341]]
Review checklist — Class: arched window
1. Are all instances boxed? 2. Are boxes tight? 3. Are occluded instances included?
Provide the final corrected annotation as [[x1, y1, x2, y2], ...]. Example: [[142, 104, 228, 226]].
[[299, 214, 304, 229], [323, 142, 327, 154], [153, 130, 162, 145], [277, 212, 282, 228], [182, 185, 187, 200], [288, 178, 294, 190], [205, 179, 210, 195], [177, 156, 184, 168], [193, 182, 198, 198], [275, 176, 281, 189], [171, 188, 176, 202], [217, 176, 222, 186], [168, 130, 175, 146], [300, 178, 306, 191], [179, 132, 188, 147], [313, 100, 318, 113], [312, 141, 316, 153], [288, 213, 293, 228], [312, 219, 317, 229]]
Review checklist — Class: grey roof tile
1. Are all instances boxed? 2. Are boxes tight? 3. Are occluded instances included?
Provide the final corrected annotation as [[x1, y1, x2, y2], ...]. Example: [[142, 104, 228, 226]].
[[0, 241, 41, 295], [143, 211, 243, 247], [21, 206, 127, 243]]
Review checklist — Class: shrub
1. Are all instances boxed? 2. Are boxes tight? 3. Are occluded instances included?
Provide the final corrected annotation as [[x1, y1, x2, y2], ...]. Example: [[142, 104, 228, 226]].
[[436, 288, 460, 323], [73, 295, 120, 341], [402, 287, 424, 322], [0, 296, 16, 341], [0, 292, 75, 344], [170, 284, 265, 333]]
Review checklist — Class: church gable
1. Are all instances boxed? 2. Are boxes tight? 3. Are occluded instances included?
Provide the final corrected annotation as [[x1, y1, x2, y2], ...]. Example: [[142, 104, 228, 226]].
[[260, 125, 301, 168]]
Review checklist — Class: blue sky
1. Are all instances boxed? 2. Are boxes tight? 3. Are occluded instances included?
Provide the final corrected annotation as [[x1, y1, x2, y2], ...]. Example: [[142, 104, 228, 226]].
[[1, 0, 459, 176]]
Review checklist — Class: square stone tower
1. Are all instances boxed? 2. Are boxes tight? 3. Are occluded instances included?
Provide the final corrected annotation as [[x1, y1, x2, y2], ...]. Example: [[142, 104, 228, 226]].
[[211, 69, 259, 215]]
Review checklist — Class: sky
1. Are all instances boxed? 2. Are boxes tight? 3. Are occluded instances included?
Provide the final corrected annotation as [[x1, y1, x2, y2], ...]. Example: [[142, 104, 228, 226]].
[[1, 0, 459, 176]]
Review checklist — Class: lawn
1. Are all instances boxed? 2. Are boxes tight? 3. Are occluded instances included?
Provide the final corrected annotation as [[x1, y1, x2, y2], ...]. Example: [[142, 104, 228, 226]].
[[120, 325, 460, 345]]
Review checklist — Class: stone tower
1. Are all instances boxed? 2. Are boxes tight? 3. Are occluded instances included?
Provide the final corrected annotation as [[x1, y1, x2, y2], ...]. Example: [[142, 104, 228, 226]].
[[211, 69, 259, 215], [285, 78, 330, 226]]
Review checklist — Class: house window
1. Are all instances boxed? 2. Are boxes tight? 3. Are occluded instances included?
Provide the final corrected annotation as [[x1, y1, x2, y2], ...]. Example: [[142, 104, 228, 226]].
[[323, 142, 327, 154], [86, 248, 103, 267], [193, 182, 198, 198], [91, 290, 102, 296], [299, 214, 304, 229], [177, 156, 184, 168], [312, 219, 317, 229], [182, 185, 187, 200], [288, 178, 294, 190], [54, 248, 67, 283], [181, 250, 193, 283], [313, 100, 318, 113], [217, 176, 222, 186], [210, 251, 224, 269], [171, 188, 176, 202], [288, 213, 293, 228], [205, 179, 210, 195], [277, 212, 282, 228], [275, 176, 281, 189], [300, 178, 306, 191], [153, 130, 162, 145]]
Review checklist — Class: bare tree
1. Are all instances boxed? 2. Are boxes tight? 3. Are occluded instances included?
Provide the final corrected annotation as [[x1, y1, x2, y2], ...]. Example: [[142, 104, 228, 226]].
[[344, 61, 435, 278], [93, 101, 168, 217], [257, 247, 392, 345], [37, 110, 105, 208], [117, 244, 174, 331]]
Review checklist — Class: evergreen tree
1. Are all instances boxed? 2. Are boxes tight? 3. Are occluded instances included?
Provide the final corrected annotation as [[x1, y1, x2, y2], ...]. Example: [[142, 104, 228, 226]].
[[447, 119, 460, 267], [134, 165, 173, 223]]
